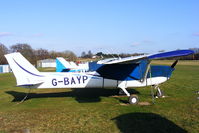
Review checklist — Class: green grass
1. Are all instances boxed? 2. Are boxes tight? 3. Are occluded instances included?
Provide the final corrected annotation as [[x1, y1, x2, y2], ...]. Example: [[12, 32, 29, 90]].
[[0, 63, 199, 133]]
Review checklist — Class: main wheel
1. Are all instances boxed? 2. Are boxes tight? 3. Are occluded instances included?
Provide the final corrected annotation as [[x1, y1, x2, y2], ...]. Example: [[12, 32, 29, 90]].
[[128, 95, 139, 104]]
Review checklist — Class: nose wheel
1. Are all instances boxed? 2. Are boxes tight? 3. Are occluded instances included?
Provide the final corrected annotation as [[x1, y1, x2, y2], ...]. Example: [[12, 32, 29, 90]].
[[155, 85, 164, 98]]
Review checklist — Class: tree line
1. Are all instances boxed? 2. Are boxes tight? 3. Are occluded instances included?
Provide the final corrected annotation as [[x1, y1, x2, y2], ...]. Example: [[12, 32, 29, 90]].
[[0, 43, 77, 65], [1, 43, 199, 65], [81, 51, 145, 58]]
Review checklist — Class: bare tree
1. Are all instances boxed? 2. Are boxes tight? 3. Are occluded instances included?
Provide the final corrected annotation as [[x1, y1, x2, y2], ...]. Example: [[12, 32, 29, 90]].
[[34, 48, 50, 60], [62, 50, 77, 61], [81, 51, 86, 58], [81, 50, 93, 58], [87, 50, 93, 58], [49, 51, 62, 59], [49, 50, 77, 61], [0, 43, 9, 64], [10, 43, 35, 64]]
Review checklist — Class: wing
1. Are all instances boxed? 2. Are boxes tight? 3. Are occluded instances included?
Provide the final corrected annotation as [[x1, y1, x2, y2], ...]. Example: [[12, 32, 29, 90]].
[[98, 50, 194, 65], [97, 55, 147, 64], [95, 50, 194, 81]]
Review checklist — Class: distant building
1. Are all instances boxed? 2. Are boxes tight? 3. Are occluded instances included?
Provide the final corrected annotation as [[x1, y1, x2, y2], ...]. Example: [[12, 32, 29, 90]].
[[92, 55, 97, 59], [37, 59, 56, 68], [0, 64, 11, 73]]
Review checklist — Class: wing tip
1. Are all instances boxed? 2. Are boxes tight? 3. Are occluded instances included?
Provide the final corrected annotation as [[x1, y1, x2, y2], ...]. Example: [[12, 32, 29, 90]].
[[148, 49, 194, 59]]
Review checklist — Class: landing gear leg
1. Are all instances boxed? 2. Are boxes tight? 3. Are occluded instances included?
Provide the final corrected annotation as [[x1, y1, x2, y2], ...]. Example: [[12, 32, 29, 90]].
[[155, 85, 164, 98], [118, 89, 126, 95], [119, 87, 139, 104], [118, 81, 139, 104], [120, 87, 130, 97]]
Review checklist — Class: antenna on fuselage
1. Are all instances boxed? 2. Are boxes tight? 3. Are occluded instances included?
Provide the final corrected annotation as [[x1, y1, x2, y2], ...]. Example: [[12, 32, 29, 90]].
[[110, 48, 121, 59], [105, 49, 116, 59]]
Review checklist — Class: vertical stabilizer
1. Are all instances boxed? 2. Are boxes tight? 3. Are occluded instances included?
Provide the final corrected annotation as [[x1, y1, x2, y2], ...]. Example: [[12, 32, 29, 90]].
[[5, 52, 43, 86], [56, 57, 72, 72]]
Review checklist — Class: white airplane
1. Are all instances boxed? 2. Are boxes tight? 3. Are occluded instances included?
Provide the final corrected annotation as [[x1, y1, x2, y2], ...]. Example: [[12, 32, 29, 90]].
[[56, 57, 89, 72], [5, 50, 194, 104]]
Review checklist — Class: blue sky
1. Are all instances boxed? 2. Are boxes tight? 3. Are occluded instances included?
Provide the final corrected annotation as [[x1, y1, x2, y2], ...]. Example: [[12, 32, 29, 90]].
[[0, 0, 199, 55]]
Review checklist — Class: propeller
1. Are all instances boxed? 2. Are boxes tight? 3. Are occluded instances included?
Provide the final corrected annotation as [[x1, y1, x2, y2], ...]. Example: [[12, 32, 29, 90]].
[[171, 60, 178, 68]]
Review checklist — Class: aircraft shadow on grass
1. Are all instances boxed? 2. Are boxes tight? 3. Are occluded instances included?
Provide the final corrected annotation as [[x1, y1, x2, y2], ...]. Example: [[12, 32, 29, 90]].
[[5, 88, 139, 103], [112, 112, 187, 133]]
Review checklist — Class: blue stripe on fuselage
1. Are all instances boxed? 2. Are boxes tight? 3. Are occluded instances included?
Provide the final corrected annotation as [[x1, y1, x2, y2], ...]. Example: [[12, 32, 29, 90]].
[[13, 59, 44, 77]]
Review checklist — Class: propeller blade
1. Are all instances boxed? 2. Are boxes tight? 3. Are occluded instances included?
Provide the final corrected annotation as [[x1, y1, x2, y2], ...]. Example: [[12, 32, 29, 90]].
[[171, 60, 178, 68]]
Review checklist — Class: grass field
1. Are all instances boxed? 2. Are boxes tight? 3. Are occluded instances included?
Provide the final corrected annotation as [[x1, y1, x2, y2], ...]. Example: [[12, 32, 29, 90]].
[[0, 61, 199, 133]]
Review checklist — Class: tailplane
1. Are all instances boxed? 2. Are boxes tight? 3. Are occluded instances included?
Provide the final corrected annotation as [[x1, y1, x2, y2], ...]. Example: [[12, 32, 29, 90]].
[[5, 52, 44, 86]]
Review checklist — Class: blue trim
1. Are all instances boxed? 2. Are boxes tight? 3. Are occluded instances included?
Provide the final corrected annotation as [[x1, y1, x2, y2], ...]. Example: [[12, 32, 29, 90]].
[[56, 58, 68, 72], [89, 62, 103, 71], [86, 74, 102, 79], [13, 59, 44, 77], [87, 74, 102, 77], [148, 50, 194, 59], [91, 77, 101, 79], [18, 84, 35, 86], [0, 66, 2, 73]]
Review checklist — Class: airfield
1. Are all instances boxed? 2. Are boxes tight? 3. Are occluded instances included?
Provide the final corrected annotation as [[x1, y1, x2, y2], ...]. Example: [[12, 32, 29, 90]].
[[0, 60, 198, 133]]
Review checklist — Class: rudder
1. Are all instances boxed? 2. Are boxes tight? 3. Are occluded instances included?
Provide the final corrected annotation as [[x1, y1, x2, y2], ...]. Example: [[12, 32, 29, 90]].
[[5, 52, 43, 86]]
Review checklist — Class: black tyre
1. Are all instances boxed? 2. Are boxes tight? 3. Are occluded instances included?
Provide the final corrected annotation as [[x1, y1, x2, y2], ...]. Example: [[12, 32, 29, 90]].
[[128, 95, 139, 104]]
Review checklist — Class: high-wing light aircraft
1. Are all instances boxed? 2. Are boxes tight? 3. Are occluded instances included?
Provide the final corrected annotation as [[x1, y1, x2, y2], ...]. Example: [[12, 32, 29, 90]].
[[5, 50, 194, 104], [56, 57, 89, 72]]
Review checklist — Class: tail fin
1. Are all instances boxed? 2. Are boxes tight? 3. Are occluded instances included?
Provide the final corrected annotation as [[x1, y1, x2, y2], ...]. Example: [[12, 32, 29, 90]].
[[4, 52, 44, 86], [56, 57, 89, 72], [56, 57, 72, 72]]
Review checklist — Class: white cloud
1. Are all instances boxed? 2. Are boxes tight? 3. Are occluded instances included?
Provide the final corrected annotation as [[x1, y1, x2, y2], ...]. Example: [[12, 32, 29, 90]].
[[131, 42, 141, 46], [31, 33, 44, 37], [142, 40, 153, 43], [0, 32, 13, 37], [131, 39, 153, 47], [193, 32, 199, 36]]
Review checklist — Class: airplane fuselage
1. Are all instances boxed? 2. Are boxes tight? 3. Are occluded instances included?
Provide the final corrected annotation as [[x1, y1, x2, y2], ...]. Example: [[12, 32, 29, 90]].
[[28, 71, 168, 89]]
